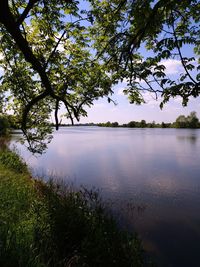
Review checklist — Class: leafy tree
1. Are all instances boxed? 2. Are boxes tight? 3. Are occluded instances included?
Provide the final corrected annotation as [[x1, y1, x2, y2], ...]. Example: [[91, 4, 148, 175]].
[[148, 121, 156, 128], [174, 111, 199, 128], [105, 121, 111, 127], [0, 0, 199, 152], [127, 121, 136, 128], [161, 122, 167, 128], [140, 120, 146, 128], [111, 122, 119, 127], [90, 0, 199, 106], [175, 115, 188, 128], [186, 111, 199, 128], [0, 0, 116, 152]]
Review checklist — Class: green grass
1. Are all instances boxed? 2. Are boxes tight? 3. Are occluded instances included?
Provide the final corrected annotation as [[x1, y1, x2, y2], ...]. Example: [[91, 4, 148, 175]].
[[0, 149, 28, 173], [0, 163, 41, 267], [0, 149, 154, 267]]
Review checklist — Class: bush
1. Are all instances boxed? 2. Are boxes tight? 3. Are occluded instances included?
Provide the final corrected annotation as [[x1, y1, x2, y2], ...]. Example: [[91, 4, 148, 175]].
[[0, 116, 10, 136], [33, 181, 146, 267], [0, 149, 28, 173]]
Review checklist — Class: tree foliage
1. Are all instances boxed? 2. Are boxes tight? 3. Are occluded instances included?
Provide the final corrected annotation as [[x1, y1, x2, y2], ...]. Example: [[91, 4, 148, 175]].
[[0, 114, 19, 136], [175, 111, 199, 128], [0, 0, 199, 152], [0, 0, 116, 152], [89, 0, 199, 105]]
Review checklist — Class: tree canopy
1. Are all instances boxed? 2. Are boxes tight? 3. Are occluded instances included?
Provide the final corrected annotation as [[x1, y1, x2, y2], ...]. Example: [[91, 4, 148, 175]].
[[90, 0, 199, 105], [0, 0, 199, 152]]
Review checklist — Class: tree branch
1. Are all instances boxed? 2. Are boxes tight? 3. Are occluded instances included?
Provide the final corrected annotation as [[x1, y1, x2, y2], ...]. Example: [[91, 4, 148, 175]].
[[16, 0, 39, 26], [45, 30, 67, 69], [0, 2, 78, 128], [22, 90, 50, 129], [55, 99, 59, 130], [171, 12, 197, 84]]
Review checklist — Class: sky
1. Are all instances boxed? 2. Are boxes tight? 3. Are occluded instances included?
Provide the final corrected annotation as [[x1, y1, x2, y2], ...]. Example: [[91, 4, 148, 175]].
[[70, 56, 200, 124], [77, 87, 200, 125]]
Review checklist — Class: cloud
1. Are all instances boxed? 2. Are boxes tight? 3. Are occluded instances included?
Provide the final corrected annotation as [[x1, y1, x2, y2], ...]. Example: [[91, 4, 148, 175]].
[[160, 59, 183, 75], [93, 103, 105, 109], [173, 96, 183, 104], [142, 92, 161, 107], [117, 88, 125, 96], [120, 59, 183, 83]]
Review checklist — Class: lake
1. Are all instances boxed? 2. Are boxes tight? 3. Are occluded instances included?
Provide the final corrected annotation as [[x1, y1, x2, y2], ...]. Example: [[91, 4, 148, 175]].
[[11, 127, 200, 267]]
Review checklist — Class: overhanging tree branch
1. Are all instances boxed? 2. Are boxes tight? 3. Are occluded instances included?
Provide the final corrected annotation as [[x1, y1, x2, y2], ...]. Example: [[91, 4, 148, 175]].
[[45, 30, 67, 69], [16, 0, 39, 26], [0, 1, 78, 129], [171, 12, 197, 85]]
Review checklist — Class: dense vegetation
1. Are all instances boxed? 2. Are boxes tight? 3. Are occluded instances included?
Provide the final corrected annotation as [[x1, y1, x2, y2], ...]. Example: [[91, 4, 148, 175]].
[[98, 121, 169, 128], [0, 114, 19, 136], [174, 111, 200, 128], [0, 146, 154, 267], [0, 116, 10, 136]]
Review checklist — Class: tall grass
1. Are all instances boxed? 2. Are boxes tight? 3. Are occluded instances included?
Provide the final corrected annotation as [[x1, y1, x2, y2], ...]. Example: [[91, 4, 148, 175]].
[[0, 149, 154, 267], [0, 148, 28, 173]]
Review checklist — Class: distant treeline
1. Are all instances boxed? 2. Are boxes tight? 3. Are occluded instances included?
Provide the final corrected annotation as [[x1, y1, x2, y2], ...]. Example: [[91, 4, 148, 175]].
[[60, 111, 200, 129], [1, 111, 199, 136], [97, 112, 200, 129]]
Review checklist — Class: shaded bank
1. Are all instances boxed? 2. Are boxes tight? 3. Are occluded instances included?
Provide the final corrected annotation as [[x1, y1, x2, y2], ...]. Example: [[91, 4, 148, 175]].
[[0, 148, 154, 267]]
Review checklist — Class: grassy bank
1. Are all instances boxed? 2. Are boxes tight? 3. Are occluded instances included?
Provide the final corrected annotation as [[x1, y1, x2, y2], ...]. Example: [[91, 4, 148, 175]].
[[0, 149, 153, 267]]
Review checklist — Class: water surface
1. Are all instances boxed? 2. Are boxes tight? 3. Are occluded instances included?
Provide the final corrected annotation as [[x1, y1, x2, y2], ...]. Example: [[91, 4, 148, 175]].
[[11, 127, 200, 267]]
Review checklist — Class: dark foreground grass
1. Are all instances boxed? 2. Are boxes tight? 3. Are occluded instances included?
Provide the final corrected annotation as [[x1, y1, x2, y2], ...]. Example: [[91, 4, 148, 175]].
[[0, 149, 154, 267]]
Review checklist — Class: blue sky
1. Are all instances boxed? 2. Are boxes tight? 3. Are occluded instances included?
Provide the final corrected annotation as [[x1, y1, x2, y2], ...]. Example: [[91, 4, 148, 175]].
[[78, 87, 200, 124], [74, 56, 200, 124]]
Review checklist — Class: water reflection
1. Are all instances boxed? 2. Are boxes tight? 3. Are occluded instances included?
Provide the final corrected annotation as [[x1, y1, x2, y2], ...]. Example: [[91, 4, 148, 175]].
[[176, 130, 198, 144], [11, 127, 200, 267]]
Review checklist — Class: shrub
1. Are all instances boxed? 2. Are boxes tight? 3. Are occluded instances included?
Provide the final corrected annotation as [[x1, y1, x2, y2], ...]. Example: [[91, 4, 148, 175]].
[[0, 116, 10, 136], [0, 149, 28, 173], [33, 181, 146, 267]]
